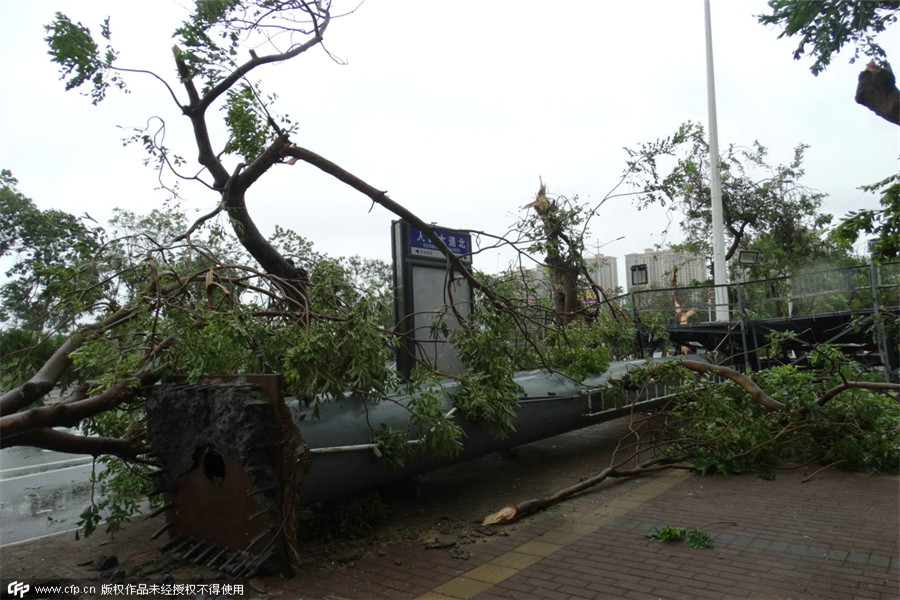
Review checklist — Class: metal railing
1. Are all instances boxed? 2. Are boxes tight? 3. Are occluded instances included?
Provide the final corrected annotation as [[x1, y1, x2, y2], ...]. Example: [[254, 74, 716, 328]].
[[606, 261, 899, 326], [599, 261, 899, 378]]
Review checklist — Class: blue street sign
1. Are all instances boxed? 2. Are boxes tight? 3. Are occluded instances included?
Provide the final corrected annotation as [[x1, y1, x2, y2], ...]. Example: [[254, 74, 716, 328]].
[[408, 225, 472, 262]]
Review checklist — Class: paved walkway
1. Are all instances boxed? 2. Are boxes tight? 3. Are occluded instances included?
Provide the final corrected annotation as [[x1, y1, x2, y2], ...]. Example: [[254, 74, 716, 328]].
[[2, 420, 898, 599]]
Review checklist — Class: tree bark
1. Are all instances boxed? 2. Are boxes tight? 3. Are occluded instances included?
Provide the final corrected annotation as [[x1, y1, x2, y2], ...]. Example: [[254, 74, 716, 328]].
[[223, 143, 311, 309], [524, 183, 582, 324], [0, 303, 140, 416], [0, 427, 147, 457], [816, 380, 900, 406], [0, 373, 158, 438], [856, 61, 900, 126], [679, 360, 783, 410]]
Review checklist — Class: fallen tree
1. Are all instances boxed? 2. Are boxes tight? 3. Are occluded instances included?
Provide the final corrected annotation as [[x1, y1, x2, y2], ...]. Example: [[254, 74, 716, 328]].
[[2, 1, 897, 546], [1, 1, 656, 539]]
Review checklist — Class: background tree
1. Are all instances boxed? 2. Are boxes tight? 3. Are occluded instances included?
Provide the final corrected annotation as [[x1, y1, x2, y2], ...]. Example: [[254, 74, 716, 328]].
[[830, 174, 900, 262], [622, 121, 843, 281], [0, 171, 111, 398], [758, 0, 900, 125], [0, 170, 105, 333], [521, 182, 587, 325]]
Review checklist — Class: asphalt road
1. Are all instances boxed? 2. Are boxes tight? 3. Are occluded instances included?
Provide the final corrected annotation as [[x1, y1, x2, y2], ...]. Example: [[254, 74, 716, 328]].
[[0, 445, 96, 545]]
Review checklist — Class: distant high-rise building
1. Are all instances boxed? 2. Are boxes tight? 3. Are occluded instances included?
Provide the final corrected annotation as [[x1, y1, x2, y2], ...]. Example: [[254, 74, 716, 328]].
[[624, 248, 707, 292], [585, 253, 619, 294]]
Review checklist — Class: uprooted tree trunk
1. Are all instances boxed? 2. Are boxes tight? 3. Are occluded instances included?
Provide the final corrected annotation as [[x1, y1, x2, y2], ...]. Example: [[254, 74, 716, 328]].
[[523, 182, 583, 325], [481, 360, 899, 525], [856, 61, 900, 126]]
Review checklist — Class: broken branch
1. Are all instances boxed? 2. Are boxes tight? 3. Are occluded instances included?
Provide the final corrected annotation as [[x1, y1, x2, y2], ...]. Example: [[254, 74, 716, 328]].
[[482, 455, 691, 525]]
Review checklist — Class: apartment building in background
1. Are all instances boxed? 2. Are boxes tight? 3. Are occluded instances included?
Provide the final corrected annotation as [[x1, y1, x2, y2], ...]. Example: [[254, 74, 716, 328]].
[[585, 253, 619, 295], [624, 248, 708, 292]]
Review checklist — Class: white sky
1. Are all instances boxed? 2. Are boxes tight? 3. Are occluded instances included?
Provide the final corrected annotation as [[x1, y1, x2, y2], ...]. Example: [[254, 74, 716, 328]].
[[1, 0, 898, 285]]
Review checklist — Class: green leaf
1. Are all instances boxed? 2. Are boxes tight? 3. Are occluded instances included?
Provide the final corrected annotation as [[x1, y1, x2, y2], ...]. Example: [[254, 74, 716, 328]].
[[44, 13, 124, 103]]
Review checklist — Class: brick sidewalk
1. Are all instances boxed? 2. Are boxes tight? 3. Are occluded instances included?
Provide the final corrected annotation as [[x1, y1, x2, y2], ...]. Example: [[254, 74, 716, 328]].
[[2, 420, 898, 600], [456, 470, 899, 600], [277, 469, 898, 600]]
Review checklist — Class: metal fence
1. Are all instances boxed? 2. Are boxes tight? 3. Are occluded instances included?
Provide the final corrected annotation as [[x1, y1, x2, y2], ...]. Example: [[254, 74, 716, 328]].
[[597, 261, 898, 378], [604, 261, 899, 326]]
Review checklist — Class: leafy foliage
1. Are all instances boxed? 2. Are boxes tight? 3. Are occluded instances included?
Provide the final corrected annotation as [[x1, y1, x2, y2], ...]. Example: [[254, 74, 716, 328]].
[[830, 174, 900, 262], [283, 297, 395, 403], [44, 13, 125, 104], [820, 387, 900, 473], [77, 456, 157, 539], [365, 379, 465, 469], [544, 320, 613, 382], [517, 192, 587, 269], [648, 524, 687, 542], [170, 0, 329, 91], [0, 170, 105, 332], [172, 1, 241, 87], [223, 84, 297, 161], [655, 357, 899, 478], [684, 527, 714, 549], [20, 0, 898, 544], [515, 188, 590, 324], [450, 304, 524, 439], [0, 329, 70, 394], [758, 1, 900, 75], [623, 122, 840, 280]]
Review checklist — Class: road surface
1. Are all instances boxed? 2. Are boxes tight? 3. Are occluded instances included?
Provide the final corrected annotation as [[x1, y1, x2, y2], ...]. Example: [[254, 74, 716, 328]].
[[0, 445, 96, 545]]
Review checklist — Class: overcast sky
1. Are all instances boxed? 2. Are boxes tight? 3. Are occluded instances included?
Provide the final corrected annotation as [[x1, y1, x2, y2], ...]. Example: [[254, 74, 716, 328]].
[[1, 1, 898, 284]]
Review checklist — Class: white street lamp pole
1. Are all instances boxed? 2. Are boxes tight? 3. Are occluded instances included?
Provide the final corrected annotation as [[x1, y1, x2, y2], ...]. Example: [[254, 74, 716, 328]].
[[705, 0, 729, 322]]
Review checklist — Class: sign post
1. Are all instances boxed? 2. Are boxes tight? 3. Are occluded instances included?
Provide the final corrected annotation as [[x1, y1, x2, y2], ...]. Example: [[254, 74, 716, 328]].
[[392, 221, 473, 379]]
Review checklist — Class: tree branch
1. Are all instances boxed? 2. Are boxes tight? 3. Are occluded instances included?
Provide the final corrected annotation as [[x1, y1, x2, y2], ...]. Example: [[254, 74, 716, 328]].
[[220, 146, 310, 303], [0, 373, 158, 437], [0, 427, 148, 458], [0, 274, 189, 418], [482, 455, 691, 525], [0, 303, 140, 416], [196, 9, 330, 114], [817, 380, 900, 406], [679, 360, 783, 410], [172, 48, 230, 186], [282, 144, 504, 309]]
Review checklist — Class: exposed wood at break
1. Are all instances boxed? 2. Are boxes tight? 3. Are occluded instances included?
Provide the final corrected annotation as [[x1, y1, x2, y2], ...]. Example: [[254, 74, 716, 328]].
[[856, 61, 900, 126]]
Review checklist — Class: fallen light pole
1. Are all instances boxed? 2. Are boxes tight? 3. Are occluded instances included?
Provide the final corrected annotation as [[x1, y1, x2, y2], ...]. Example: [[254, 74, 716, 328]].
[[145, 355, 702, 577]]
